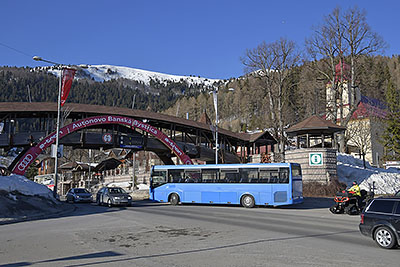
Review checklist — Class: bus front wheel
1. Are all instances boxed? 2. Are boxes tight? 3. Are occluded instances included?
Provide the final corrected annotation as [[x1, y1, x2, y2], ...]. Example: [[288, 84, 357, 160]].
[[169, 193, 180, 205], [241, 195, 255, 208]]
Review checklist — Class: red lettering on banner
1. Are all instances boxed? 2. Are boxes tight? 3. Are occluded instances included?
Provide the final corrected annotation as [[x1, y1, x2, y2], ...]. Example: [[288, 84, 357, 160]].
[[12, 115, 193, 175]]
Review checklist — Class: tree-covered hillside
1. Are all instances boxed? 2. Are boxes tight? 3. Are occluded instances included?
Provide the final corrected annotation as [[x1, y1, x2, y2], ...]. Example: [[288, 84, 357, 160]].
[[165, 55, 400, 132], [0, 66, 208, 111], [1, 55, 399, 132]]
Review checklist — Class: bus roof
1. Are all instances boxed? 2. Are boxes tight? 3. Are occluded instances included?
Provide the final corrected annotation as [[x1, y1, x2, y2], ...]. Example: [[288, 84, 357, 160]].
[[152, 163, 298, 170]]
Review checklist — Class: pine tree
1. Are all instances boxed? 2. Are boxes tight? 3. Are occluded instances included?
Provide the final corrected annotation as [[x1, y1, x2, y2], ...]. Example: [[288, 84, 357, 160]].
[[382, 80, 400, 160]]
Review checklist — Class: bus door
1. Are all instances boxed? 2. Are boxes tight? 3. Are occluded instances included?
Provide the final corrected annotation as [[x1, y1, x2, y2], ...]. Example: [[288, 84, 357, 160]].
[[150, 169, 167, 201], [291, 164, 303, 201]]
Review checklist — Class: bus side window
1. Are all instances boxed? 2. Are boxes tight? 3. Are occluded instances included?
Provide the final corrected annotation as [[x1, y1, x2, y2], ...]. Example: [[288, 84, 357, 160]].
[[152, 171, 167, 187], [184, 171, 201, 183], [169, 170, 184, 183], [291, 165, 302, 176], [202, 169, 218, 183], [239, 168, 258, 183], [218, 172, 227, 183], [270, 169, 279, 183], [259, 170, 270, 183], [220, 171, 239, 183], [231, 172, 240, 183], [279, 168, 289, 183]]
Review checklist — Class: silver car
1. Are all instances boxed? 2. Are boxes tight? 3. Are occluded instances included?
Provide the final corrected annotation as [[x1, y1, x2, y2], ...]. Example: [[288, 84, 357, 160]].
[[66, 188, 93, 203], [96, 187, 132, 207]]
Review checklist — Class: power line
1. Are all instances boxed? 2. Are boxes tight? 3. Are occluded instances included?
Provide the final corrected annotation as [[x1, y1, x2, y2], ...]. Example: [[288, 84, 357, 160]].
[[0, 41, 33, 58]]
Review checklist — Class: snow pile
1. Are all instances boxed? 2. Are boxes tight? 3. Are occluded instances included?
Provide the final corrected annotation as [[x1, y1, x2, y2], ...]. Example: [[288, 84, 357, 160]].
[[0, 174, 54, 199], [137, 184, 150, 190], [337, 153, 400, 195]]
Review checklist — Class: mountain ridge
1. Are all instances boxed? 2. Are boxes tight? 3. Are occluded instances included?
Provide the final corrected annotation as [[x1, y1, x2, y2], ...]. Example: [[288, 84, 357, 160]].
[[42, 64, 221, 87]]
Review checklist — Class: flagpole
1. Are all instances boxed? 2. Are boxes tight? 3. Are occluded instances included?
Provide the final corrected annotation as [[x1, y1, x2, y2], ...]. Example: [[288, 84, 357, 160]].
[[34, 56, 84, 199]]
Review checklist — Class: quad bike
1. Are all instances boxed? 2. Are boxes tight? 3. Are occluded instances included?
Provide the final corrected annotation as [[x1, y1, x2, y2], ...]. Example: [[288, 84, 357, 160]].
[[329, 189, 374, 215]]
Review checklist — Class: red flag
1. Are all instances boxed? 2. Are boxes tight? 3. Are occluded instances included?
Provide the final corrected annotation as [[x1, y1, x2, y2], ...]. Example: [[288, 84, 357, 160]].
[[60, 68, 76, 106]]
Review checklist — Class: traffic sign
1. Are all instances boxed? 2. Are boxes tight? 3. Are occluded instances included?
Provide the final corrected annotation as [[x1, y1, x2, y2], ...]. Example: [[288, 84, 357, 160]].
[[102, 133, 113, 144], [309, 153, 323, 166]]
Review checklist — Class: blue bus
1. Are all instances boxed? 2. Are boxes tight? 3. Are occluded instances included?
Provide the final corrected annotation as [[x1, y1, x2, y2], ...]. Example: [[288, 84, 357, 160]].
[[149, 163, 303, 208]]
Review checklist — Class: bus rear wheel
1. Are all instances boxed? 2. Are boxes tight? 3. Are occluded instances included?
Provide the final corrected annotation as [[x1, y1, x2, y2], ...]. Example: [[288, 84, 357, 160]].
[[169, 193, 180, 205], [241, 194, 255, 208]]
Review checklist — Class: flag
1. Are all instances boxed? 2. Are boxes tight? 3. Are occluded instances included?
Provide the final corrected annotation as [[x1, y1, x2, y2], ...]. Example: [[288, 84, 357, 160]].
[[212, 90, 218, 124], [60, 68, 76, 106]]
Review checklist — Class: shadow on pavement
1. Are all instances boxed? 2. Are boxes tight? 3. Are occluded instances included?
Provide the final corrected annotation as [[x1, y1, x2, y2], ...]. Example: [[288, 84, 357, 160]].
[[279, 197, 335, 210], [0, 251, 123, 267], [48, 199, 168, 219], [0, 197, 166, 225]]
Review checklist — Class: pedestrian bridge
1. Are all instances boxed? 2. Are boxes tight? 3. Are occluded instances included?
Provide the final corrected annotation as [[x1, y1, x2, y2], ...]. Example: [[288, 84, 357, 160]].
[[0, 102, 276, 172]]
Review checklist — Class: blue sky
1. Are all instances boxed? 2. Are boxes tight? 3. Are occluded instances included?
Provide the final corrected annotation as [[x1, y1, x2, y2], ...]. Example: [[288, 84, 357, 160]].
[[1, 0, 398, 79]]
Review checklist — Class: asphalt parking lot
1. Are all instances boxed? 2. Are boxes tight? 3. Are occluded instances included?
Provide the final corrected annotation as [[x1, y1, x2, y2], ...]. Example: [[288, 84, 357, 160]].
[[1, 197, 399, 267]]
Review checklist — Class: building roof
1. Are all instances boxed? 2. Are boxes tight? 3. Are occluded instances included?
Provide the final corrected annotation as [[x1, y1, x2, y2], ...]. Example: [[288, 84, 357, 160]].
[[0, 102, 275, 145], [352, 95, 387, 119], [93, 158, 122, 172], [286, 115, 346, 136]]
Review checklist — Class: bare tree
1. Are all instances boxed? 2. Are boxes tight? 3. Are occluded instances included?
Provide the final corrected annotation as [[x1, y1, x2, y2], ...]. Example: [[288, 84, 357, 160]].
[[242, 38, 301, 161], [345, 119, 371, 168], [306, 7, 344, 123], [341, 6, 387, 126], [306, 6, 386, 152]]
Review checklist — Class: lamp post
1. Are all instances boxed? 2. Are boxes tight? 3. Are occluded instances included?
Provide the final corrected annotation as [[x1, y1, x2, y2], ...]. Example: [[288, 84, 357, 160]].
[[34, 56, 63, 198], [33, 56, 84, 199], [211, 88, 219, 164]]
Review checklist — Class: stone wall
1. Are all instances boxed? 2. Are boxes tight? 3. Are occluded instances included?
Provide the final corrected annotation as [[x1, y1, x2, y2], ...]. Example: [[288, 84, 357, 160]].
[[285, 148, 338, 184]]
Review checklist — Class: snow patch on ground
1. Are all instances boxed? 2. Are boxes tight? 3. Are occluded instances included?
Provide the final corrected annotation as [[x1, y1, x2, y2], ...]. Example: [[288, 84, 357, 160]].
[[137, 184, 149, 190], [0, 174, 54, 199], [106, 181, 131, 188], [337, 153, 400, 195]]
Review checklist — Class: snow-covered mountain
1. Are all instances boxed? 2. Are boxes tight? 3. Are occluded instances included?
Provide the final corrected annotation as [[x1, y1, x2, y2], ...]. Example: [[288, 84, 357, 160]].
[[45, 64, 220, 87]]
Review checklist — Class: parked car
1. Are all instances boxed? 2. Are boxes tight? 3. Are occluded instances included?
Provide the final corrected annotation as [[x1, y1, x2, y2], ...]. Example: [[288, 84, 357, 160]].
[[66, 188, 93, 203], [359, 197, 400, 249], [96, 187, 132, 207], [394, 190, 400, 197]]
